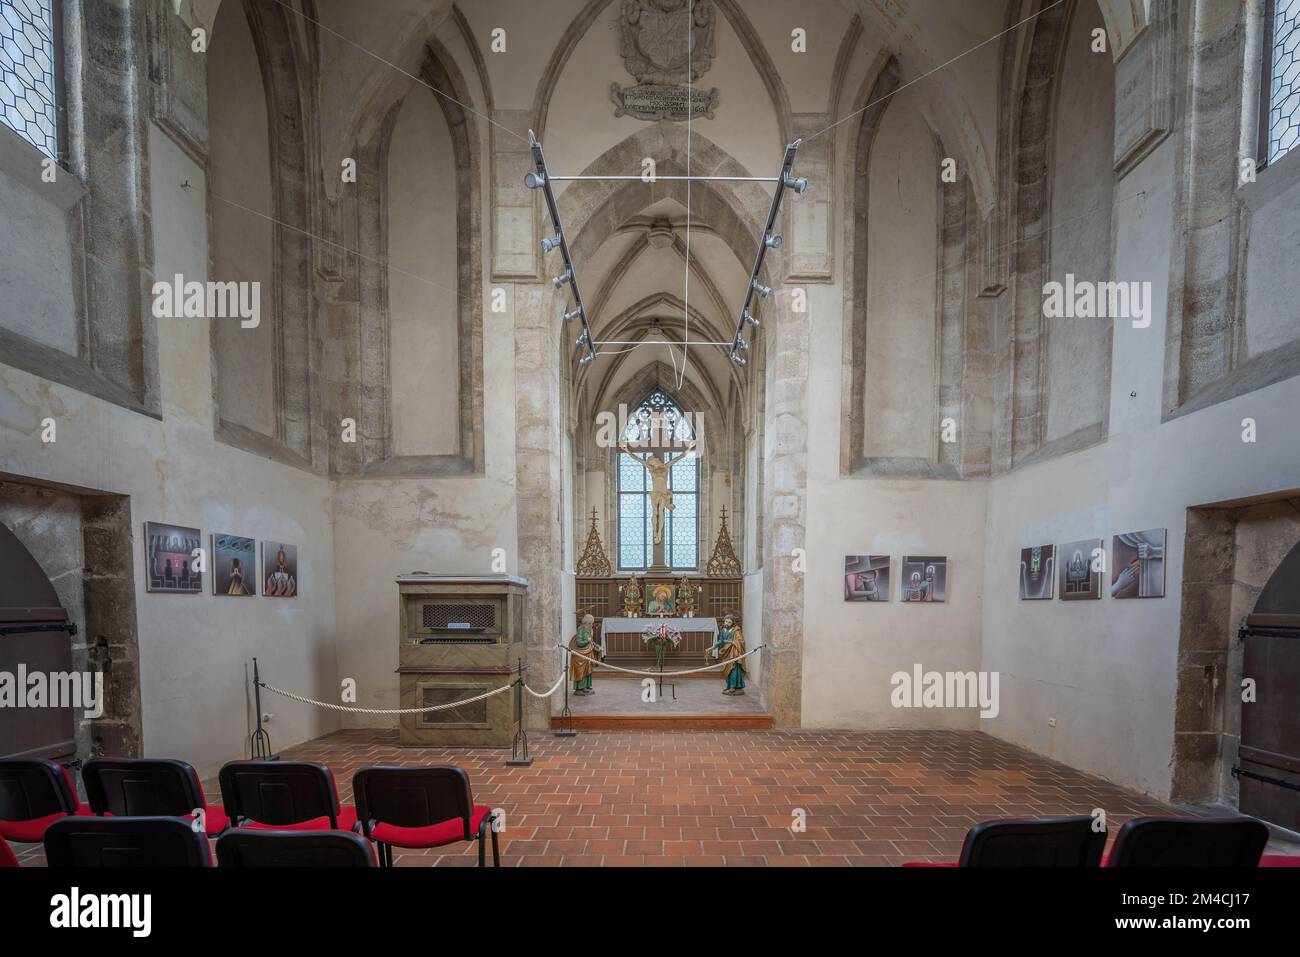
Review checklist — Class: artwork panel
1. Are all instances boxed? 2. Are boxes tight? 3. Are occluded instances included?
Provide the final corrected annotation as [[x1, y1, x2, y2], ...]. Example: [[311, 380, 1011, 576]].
[[1111, 528, 1166, 598], [1019, 544, 1056, 599], [844, 554, 890, 601], [262, 541, 299, 598], [145, 522, 203, 594], [901, 555, 946, 602], [1059, 538, 1104, 600], [213, 533, 256, 596]]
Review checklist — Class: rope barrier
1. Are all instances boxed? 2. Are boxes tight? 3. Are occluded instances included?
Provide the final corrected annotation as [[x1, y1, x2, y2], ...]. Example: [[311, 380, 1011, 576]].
[[524, 673, 567, 699], [257, 680, 513, 715], [559, 644, 764, 677], [256, 641, 764, 714]]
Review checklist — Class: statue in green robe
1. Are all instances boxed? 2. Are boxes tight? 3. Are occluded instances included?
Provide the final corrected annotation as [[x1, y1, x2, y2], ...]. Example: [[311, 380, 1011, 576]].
[[569, 613, 601, 695], [712, 611, 747, 695]]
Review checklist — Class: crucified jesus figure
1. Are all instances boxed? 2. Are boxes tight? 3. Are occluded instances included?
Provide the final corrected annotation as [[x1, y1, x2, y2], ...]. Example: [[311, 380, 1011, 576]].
[[620, 442, 694, 544]]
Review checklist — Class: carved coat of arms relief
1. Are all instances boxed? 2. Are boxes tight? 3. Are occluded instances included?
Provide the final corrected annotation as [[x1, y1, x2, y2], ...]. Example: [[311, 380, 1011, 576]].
[[611, 0, 721, 121]]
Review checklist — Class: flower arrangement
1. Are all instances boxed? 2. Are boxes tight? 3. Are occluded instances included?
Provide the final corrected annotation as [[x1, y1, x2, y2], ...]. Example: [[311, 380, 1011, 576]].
[[640, 621, 682, 668]]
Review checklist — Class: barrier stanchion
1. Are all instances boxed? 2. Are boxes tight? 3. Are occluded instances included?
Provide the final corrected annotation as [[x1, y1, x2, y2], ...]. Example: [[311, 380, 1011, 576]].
[[506, 656, 534, 766], [555, 649, 577, 738], [249, 657, 274, 759]]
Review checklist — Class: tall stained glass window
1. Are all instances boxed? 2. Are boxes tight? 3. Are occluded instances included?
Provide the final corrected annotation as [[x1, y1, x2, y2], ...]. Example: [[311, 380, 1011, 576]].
[[0, 0, 58, 159], [1264, 0, 1300, 164], [617, 391, 698, 570]]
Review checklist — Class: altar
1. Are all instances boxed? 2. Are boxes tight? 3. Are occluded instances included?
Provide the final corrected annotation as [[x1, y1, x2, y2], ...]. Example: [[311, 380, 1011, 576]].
[[599, 616, 718, 658]]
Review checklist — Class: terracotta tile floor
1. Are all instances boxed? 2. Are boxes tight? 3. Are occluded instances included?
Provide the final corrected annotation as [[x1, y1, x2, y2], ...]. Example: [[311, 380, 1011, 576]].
[[16, 728, 1296, 867]]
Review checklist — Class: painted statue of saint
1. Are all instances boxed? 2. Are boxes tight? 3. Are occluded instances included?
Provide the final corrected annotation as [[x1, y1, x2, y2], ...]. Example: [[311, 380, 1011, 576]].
[[711, 610, 747, 695], [568, 613, 602, 695]]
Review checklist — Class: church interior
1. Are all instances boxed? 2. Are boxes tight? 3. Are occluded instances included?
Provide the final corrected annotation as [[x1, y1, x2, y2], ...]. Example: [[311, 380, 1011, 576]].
[[2, 0, 1300, 890]]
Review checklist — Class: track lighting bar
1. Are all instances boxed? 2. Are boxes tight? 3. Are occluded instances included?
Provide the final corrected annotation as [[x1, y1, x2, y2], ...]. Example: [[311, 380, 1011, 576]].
[[526, 129, 597, 363], [730, 139, 803, 364]]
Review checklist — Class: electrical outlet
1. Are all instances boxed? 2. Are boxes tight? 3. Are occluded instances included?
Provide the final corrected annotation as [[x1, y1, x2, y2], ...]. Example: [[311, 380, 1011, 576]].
[[1047, 716, 1057, 728], [262, 712, 273, 723]]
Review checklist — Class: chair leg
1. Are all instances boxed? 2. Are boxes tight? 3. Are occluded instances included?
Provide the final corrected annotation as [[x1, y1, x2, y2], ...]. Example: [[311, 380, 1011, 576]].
[[478, 834, 485, 867], [491, 826, 500, 866]]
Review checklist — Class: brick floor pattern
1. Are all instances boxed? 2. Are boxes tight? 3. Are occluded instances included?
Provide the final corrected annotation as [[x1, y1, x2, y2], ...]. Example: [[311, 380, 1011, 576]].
[[13, 728, 1186, 867]]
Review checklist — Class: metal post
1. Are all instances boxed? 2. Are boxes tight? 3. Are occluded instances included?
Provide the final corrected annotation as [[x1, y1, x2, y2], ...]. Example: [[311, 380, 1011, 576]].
[[506, 656, 534, 766], [249, 657, 273, 759], [555, 646, 577, 737]]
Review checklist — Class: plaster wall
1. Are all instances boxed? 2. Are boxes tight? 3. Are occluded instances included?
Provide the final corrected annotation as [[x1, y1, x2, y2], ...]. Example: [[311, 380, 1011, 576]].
[[0, 124, 340, 778]]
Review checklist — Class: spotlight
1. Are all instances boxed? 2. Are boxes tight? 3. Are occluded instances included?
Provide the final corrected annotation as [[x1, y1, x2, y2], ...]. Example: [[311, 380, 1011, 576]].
[[524, 171, 545, 189], [783, 174, 808, 194], [563, 308, 583, 322], [541, 235, 561, 253], [730, 351, 746, 366], [553, 270, 572, 288], [744, 309, 760, 327], [736, 336, 749, 352], [576, 331, 589, 348], [752, 281, 771, 298], [579, 352, 595, 366], [764, 234, 783, 249]]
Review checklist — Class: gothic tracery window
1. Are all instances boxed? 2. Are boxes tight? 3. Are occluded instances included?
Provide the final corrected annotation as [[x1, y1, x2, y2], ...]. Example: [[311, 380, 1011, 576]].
[[617, 391, 698, 570], [0, 0, 58, 159], [1263, 0, 1300, 164]]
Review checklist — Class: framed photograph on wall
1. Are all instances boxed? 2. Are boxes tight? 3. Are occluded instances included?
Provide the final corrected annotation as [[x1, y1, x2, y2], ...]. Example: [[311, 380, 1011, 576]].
[[1018, 544, 1056, 599], [1058, 538, 1104, 600], [844, 555, 890, 601], [262, 541, 298, 597], [1111, 529, 1166, 599], [213, 533, 256, 596], [901, 556, 946, 602], [145, 522, 203, 594]]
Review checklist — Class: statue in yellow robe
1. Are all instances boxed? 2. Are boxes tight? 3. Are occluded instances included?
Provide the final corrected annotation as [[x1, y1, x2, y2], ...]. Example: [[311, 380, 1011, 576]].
[[711, 611, 747, 695], [568, 613, 602, 695]]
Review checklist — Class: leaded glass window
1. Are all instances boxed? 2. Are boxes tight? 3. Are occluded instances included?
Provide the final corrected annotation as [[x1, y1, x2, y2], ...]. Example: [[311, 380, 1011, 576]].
[[0, 0, 58, 160], [617, 391, 699, 571], [1265, 0, 1300, 164]]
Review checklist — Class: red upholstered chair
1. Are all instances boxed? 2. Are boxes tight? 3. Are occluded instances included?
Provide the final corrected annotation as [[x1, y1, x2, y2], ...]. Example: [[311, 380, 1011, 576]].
[[353, 765, 499, 867], [0, 758, 90, 846], [45, 816, 211, 867], [903, 816, 1105, 867], [1106, 816, 1270, 867], [0, 836, 18, 867], [83, 757, 229, 838], [216, 828, 378, 867], [218, 760, 357, 832], [1259, 855, 1300, 866]]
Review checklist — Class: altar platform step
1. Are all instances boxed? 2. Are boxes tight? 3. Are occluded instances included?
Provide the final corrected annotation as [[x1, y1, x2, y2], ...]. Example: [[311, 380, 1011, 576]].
[[551, 712, 774, 731], [554, 677, 769, 729]]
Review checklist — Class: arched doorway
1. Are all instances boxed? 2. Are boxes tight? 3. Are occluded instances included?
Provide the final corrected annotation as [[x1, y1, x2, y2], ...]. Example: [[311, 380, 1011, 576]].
[[1238, 540, 1300, 831]]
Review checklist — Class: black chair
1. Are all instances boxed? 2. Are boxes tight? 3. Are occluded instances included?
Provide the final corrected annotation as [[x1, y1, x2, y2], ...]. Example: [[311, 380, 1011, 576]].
[[216, 828, 378, 867], [353, 765, 499, 867], [1108, 816, 1270, 867], [956, 816, 1106, 866], [218, 760, 357, 831], [83, 757, 229, 837], [0, 758, 85, 845], [44, 816, 211, 867]]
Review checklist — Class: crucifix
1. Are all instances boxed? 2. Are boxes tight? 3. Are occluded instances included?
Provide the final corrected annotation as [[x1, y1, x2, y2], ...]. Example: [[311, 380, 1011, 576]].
[[620, 440, 697, 568]]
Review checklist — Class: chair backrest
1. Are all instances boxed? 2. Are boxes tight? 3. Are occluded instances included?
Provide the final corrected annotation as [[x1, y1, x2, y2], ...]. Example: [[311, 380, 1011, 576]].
[[959, 816, 1105, 866], [44, 816, 211, 867], [218, 761, 340, 828], [1108, 816, 1270, 867], [353, 765, 474, 839], [83, 758, 205, 818], [215, 828, 377, 867], [0, 758, 78, 822]]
